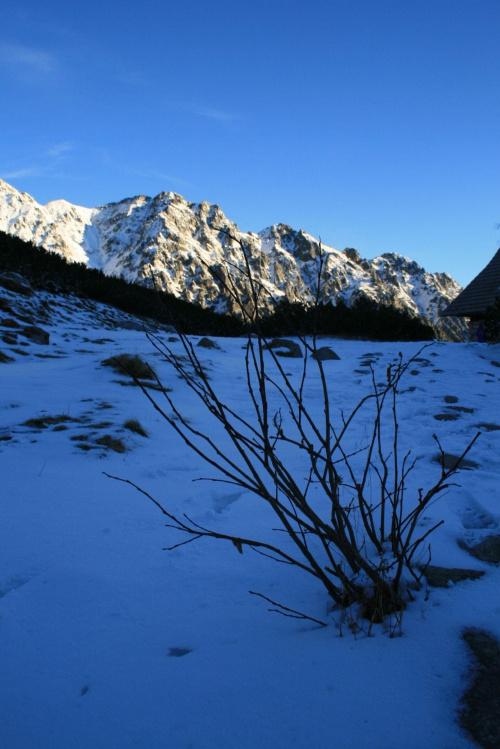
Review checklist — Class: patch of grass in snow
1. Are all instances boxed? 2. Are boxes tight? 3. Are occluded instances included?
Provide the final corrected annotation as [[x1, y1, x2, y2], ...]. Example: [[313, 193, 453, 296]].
[[95, 434, 127, 453], [102, 353, 156, 380], [34, 353, 66, 359], [123, 418, 148, 437], [75, 443, 98, 451], [22, 414, 78, 429]]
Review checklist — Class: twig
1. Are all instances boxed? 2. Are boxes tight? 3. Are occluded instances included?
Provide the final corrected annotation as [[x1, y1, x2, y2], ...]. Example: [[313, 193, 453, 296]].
[[249, 590, 327, 627]]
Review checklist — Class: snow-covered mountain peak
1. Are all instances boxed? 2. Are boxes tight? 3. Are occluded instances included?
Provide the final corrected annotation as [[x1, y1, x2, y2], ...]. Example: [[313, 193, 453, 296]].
[[0, 178, 465, 338]]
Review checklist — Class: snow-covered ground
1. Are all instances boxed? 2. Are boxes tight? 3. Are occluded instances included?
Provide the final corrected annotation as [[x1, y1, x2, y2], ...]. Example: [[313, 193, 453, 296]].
[[0, 286, 499, 748]]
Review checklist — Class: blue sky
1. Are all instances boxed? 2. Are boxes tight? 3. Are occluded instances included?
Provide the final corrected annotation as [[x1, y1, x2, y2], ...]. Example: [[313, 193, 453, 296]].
[[1, 0, 499, 286]]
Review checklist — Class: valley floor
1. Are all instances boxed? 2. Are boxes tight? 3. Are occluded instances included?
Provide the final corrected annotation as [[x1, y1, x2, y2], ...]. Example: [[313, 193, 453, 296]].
[[0, 286, 499, 748]]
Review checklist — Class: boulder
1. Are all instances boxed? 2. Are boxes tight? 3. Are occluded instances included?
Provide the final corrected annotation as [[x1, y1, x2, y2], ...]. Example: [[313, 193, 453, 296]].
[[460, 628, 500, 749], [20, 325, 50, 345], [312, 346, 340, 361], [433, 452, 478, 470], [1, 317, 21, 328], [0, 297, 12, 312], [265, 338, 302, 358], [459, 535, 500, 564], [118, 320, 147, 331], [423, 565, 484, 588], [197, 337, 220, 349]]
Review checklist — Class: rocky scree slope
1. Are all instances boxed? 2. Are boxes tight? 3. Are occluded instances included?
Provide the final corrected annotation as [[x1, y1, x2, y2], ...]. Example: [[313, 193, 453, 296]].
[[0, 179, 465, 339]]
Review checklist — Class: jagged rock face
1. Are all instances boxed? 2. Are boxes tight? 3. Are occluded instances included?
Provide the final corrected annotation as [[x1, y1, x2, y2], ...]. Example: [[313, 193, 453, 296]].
[[0, 178, 466, 339]]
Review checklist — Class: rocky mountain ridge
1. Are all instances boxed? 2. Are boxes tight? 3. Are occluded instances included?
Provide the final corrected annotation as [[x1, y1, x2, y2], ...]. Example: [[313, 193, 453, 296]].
[[0, 179, 465, 339]]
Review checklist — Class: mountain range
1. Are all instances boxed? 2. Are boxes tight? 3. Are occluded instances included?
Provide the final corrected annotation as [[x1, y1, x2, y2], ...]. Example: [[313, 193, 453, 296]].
[[0, 178, 465, 339]]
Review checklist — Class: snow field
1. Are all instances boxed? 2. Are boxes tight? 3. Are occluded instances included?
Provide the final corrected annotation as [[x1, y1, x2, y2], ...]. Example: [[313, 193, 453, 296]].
[[0, 304, 499, 748]]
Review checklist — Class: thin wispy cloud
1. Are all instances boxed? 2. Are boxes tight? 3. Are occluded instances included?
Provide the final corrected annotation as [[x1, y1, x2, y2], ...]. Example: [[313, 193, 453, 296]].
[[115, 70, 147, 87], [47, 142, 74, 158], [0, 43, 59, 80], [107, 160, 195, 191], [182, 104, 237, 124], [2, 141, 76, 183], [2, 167, 40, 179], [147, 169, 195, 189], [87, 147, 112, 167]]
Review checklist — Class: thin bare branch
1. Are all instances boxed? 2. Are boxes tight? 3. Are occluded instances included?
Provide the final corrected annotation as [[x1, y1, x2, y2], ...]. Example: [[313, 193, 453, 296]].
[[249, 590, 327, 627]]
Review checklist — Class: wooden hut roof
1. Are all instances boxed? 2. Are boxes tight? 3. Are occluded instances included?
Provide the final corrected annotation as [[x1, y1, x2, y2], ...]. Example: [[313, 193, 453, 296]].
[[441, 248, 500, 317]]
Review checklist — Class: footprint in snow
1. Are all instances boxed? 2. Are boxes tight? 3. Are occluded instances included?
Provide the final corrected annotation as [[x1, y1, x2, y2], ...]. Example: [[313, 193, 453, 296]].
[[459, 503, 498, 531], [212, 491, 243, 514], [0, 575, 33, 598]]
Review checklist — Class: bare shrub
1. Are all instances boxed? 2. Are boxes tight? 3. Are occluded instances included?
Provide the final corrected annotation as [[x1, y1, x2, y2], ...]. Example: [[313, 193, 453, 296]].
[[109, 234, 479, 629]]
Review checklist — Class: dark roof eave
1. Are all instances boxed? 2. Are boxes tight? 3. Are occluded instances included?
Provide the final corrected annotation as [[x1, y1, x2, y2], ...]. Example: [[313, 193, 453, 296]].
[[440, 248, 500, 318]]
